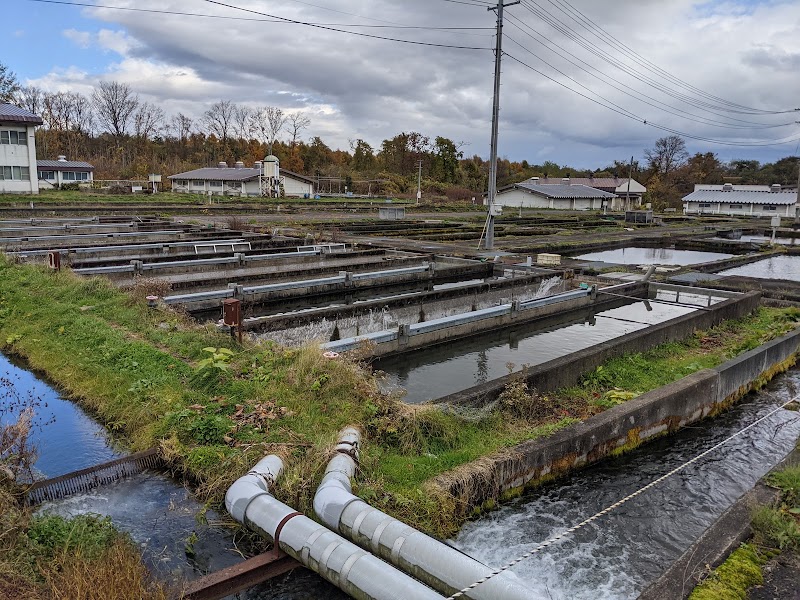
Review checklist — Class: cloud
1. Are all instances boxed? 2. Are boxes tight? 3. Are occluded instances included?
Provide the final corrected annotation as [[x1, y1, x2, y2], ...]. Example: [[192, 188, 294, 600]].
[[63, 28, 92, 49], [30, 0, 800, 166]]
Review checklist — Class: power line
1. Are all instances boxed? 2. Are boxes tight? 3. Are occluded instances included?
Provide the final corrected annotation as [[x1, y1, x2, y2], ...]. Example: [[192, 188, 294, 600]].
[[198, 0, 490, 49], [504, 14, 795, 130], [508, 18, 795, 129], [447, 392, 800, 599], [24, 0, 493, 32], [521, 0, 798, 116], [504, 52, 800, 147], [545, 0, 792, 115]]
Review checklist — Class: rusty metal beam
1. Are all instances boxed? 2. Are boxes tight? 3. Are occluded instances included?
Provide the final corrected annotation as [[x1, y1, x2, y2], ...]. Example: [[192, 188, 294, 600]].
[[178, 549, 300, 600]]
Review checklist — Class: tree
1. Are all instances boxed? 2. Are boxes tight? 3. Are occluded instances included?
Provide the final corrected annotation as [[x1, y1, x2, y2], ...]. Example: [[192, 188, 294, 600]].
[[350, 139, 375, 172], [14, 86, 43, 115], [133, 102, 164, 139], [0, 62, 19, 104], [170, 113, 193, 143], [252, 106, 287, 155], [202, 100, 235, 145], [686, 152, 724, 184], [644, 135, 689, 177], [432, 136, 462, 183], [287, 111, 311, 148], [232, 104, 253, 141], [91, 81, 139, 136]]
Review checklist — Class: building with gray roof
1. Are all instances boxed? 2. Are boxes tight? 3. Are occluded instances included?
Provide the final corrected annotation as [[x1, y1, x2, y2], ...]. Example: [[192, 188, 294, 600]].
[[495, 181, 617, 211], [0, 103, 42, 195], [37, 155, 95, 189], [683, 183, 798, 217]]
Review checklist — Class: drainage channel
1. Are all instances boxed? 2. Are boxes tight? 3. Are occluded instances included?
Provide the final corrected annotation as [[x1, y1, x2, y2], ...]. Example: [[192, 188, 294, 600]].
[[375, 291, 717, 404], [451, 368, 800, 600]]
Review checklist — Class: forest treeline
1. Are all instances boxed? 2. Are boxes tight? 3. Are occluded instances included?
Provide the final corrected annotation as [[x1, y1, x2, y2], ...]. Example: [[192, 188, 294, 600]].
[[1, 65, 797, 205]]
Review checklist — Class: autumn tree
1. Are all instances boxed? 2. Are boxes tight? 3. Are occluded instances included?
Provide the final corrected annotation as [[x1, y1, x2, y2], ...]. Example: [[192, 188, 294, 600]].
[[645, 135, 689, 177], [0, 62, 19, 104]]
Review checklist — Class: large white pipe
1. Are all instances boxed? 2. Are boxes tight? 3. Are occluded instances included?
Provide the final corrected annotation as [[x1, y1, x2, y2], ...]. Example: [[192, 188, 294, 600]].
[[314, 428, 536, 600], [226, 454, 446, 600]]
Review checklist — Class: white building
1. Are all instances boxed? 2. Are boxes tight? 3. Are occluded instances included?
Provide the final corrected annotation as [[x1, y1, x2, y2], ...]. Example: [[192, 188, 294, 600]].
[[515, 176, 646, 210], [169, 155, 314, 198], [37, 156, 95, 188], [683, 183, 798, 217], [494, 181, 617, 210], [0, 103, 42, 195]]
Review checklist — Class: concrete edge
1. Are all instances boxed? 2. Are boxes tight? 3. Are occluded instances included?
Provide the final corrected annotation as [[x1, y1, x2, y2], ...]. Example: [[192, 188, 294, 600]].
[[639, 443, 800, 600]]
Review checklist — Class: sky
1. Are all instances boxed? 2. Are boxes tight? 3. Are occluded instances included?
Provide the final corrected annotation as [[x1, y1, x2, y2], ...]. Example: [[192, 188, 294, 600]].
[[2, 0, 800, 169]]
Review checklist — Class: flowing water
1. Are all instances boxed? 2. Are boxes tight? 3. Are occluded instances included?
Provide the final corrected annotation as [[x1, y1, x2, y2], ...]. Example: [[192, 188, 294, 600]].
[[377, 295, 704, 404], [452, 370, 800, 600], [573, 247, 734, 266], [719, 254, 800, 281]]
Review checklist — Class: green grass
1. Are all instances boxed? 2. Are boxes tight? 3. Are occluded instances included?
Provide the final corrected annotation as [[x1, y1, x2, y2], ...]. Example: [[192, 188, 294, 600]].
[[1, 257, 798, 537]]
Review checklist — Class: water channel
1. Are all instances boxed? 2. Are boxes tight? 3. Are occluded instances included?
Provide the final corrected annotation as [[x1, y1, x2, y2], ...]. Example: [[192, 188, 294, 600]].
[[573, 247, 734, 266], [377, 294, 710, 404], [453, 369, 800, 599], [719, 254, 800, 282]]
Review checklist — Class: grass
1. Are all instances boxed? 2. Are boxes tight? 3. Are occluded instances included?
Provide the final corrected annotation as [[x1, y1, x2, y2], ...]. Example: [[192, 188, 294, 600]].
[[688, 543, 768, 600], [1, 257, 799, 539]]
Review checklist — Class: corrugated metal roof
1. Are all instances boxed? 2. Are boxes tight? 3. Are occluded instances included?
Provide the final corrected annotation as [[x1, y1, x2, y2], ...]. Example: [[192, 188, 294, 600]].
[[0, 103, 44, 125], [169, 166, 315, 184], [169, 167, 260, 181], [509, 182, 617, 199], [37, 160, 94, 170], [683, 189, 797, 205], [525, 176, 642, 191], [694, 184, 772, 192]]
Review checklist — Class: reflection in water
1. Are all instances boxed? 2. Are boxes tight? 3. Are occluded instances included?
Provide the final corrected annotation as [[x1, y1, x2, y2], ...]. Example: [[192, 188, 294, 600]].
[[453, 370, 800, 600], [574, 247, 734, 266], [377, 300, 698, 403], [719, 255, 800, 282]]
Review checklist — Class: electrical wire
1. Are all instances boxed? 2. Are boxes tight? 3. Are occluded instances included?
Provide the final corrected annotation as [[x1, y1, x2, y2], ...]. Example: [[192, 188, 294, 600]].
[[521, 0, 798, 116], [199, 0, 491, 49], [24, 0, 493, 32], [504, 52, 800, 147], [447, 391, 800, 599], [504, 14, 796, 130], [545, 0, 794, 115]]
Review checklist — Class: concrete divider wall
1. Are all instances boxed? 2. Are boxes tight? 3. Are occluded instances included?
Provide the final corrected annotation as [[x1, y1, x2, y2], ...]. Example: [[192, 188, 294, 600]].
[[437, 290, 761, 407], [432, 322, 800, 523]]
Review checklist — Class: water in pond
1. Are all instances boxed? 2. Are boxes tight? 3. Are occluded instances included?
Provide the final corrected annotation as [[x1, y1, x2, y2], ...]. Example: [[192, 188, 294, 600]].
[[377, 296, 700, 403], [0, 353, 123, 478], [573, 247, 734, 266], [452, 369, 800, 600], [719, 255, 800, 281]]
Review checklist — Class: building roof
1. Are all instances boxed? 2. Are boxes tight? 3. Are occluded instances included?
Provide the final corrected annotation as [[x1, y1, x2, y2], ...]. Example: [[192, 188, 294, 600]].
[[169, 166, 315, 184], [523, 176, 645, 193], [694, 184, 773, 192], [683, 189, 798, 205], [501, 182, 617, 199], [37, 159, 94, 171], [0, 103, 44, 125]]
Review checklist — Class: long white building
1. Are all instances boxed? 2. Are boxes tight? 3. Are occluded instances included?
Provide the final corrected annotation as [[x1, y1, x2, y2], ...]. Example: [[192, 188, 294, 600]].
[[494, 181, 617, 210], [0, 103, 42, 195], [169, 155, 314, 198], [683, 183, 798, 217]]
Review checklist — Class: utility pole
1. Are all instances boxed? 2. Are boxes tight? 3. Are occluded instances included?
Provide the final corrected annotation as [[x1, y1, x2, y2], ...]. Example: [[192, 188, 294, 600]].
[[626, 155, 634, 211], [416, 159, 423, 205], [795, 156, 800, 225], [481, 0, 519, 251]]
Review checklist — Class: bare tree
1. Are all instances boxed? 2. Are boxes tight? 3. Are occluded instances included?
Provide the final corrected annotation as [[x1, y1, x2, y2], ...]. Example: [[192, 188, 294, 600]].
[[232, 104, 253, 141], [252, 106, 286, 155], [0, 61, 19, 104], [645, 135, 689, 177], [287, 111, 311, 148], [42, 92, 73, 131], [133, 102, 165, 139], [91, 81, 139, 136], [14, 86, 43, 115], [202, 99, 235, 144], [69, 93, 94, 135], [170, 112, 193, 142]]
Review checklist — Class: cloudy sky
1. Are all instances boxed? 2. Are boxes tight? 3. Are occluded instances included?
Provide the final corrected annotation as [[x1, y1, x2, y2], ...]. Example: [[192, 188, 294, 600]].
[[3, 0, 800, 168]]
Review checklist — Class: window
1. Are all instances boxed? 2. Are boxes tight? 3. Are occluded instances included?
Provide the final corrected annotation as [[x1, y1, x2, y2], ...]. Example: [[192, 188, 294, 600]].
[[38, 171, 55, 180], [699, 203, 712, 208], [728, 204, 741, 209], [209, 180, 222, 187], [764, 205, 777, 211], [0, 166, 30, 180], [173, 180, 188, 187], [0, 130, 27, 145], [191, 180, 204, 186], [62, 171, 89, 181]]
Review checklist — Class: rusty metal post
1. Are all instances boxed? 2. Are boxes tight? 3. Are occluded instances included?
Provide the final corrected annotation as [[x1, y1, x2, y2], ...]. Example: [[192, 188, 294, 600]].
[[222, 298, 242, 344]]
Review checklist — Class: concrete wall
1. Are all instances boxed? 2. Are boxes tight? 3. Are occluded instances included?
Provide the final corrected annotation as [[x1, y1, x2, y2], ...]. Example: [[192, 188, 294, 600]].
[[436, 290, 761, 407], [0, 123, 38, 195], [432, 319, 798, 523]]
